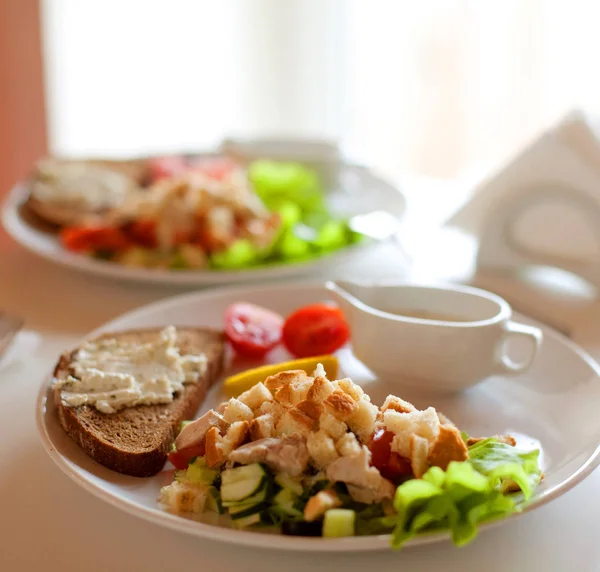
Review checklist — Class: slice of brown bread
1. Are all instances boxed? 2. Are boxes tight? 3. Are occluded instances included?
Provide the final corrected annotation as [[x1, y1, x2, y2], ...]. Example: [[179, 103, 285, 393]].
[[52, 327, 226, 477]]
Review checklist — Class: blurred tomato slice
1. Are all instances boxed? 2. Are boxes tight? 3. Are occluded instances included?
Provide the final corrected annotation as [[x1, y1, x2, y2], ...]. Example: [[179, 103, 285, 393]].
[[224, 302, 284, 358]]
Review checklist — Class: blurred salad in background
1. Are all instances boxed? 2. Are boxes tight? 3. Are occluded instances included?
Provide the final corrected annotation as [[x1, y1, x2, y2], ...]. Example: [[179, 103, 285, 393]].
[[57, 156, 364, 271]]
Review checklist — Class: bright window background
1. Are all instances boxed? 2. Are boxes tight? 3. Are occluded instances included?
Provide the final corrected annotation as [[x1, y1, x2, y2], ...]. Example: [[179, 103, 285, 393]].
[[41, 0, 600, 182]]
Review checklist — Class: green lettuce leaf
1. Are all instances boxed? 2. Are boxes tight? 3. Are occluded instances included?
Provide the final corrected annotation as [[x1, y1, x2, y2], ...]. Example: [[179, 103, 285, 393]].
[[382, 439, 542, 550]]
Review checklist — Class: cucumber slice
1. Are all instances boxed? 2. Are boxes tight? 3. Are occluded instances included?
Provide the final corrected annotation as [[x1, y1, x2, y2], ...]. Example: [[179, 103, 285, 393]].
[[272, 489, 302, 517], [322, 509, 355, 538], [230, 502, 269, 520], [205, 487, 224, 514], [221, 463, 266, 485], [222, 486, 268, 508], [232, 512, 261, 529], [187, 459, 218, 486], [221, 464, 267, 503], [222, 477, 266, 504], [274, 473, 304, 496]]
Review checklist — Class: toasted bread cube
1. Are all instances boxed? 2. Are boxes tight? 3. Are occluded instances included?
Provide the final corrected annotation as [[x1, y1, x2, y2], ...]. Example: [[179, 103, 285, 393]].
[[275, 408, 314, 437], [319, 412, 348, 440], [237, 382, 273, 410], [312, 363, 327, 379], [296, 399, 323, 421], [427, 424, 468, 470], [205, 426, 226, 468], [250, 414, 275, 440], [307, 430, 339, 469], [381, 395, 416, 415], [265, 370, 310, 392], [335, 378, 366, 402], [274, 384, 294, 407], [290, 379, 314, 405], [346, 398, 378, 442], [222, 420, 250, 453], [256, 400, 285, 421], [409, 434, 429, 478], [384, 407, 440, 443], [336, 432, 362, 457], [160, 481, 208, 513], [307, 376, 335, 403], [222, 398, 254, 424], [205, 421, 249, 467], [175, 409, 228, 450], [323, 390, 359, 420]]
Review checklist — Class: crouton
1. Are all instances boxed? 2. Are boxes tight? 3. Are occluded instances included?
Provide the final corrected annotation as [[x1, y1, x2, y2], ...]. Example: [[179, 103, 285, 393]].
[[205, 426, 225, 468], [346, 398, 378, 442], [306, 376, 335, 404], [274, 384, 294, 407], [409, 434, 429, 478], [256, 400, 285, 422], [319, 412, 348, 440], [335, 378, 366, 402], [304, 490, 342, 521], [306, 430, 339, 469], [175, 410, 228, 451], [275, 408, 315, 437], [384, 407, 440, 444], [336, 432, 362, 457], [222, 398, 254, 424], [222, 421, 250, 452], [250, 414, 275, 440], [237, 382, 273, 410], [312, 363, 327, 379], [380, 395, 416, 415], [296, 399, 323, 421], [265, 370, 309, 391], [427, 425, 468, 470], [323, 390, 359, 420], [205, 421, 249, 468]]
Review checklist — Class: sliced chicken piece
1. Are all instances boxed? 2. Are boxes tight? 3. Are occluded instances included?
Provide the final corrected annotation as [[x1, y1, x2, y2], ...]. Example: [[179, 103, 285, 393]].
[[326, 446, 393, 504], [175, 409, 228, 450], [228, 434, 310, 477]]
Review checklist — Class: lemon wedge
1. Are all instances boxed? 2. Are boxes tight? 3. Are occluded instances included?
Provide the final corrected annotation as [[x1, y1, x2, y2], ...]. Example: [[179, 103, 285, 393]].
[[223, 355, 339, 397]]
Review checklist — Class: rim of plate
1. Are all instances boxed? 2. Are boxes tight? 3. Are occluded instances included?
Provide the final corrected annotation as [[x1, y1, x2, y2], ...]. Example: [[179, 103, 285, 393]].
[[3, 163, 405, 286], [35, 282, 600, 551]]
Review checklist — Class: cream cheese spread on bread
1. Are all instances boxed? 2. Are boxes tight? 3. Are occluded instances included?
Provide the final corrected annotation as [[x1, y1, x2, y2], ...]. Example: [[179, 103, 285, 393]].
[[55, 326, 207, 413]]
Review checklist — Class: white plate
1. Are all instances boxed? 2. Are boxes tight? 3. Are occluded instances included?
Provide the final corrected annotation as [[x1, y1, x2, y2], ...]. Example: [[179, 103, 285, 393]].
[[2, 164, 405, 286], [36, 283, 600, 551]]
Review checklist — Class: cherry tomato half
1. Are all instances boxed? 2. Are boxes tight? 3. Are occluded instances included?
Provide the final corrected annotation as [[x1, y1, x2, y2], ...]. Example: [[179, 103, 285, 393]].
[[167, 444, 206, 470], [282, 303, 350, 358], [224, 302, 284, 358], [369, 429, 413, 481]]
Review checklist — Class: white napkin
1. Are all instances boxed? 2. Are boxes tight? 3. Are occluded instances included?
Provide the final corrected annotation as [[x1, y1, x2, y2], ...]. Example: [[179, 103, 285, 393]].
[[447, 109, 600, 236]]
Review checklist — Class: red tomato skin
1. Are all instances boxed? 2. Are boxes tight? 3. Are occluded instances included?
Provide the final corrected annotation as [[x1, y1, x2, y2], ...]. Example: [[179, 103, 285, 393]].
[[369, 429, 394, 472], [369, 429, 413, 480], [61, 226, 131, 252], [124, 219, 158, 248], [224, 303, 284, 358], [281, 303, 350, 358], [167, 444, 206, 470], [149, 156, 189, 182]]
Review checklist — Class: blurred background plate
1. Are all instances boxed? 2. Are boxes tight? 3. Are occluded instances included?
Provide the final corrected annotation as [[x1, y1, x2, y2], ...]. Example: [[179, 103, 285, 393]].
[[1, 161, 406, 287]]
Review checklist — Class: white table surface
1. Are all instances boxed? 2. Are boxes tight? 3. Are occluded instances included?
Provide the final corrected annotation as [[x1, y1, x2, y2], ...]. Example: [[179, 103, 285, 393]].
[[1, 183, 600, 572]]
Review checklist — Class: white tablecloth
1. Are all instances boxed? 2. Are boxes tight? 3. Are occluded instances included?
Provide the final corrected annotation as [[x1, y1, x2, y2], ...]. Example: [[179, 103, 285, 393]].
[[1, 214, 599, 571]]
